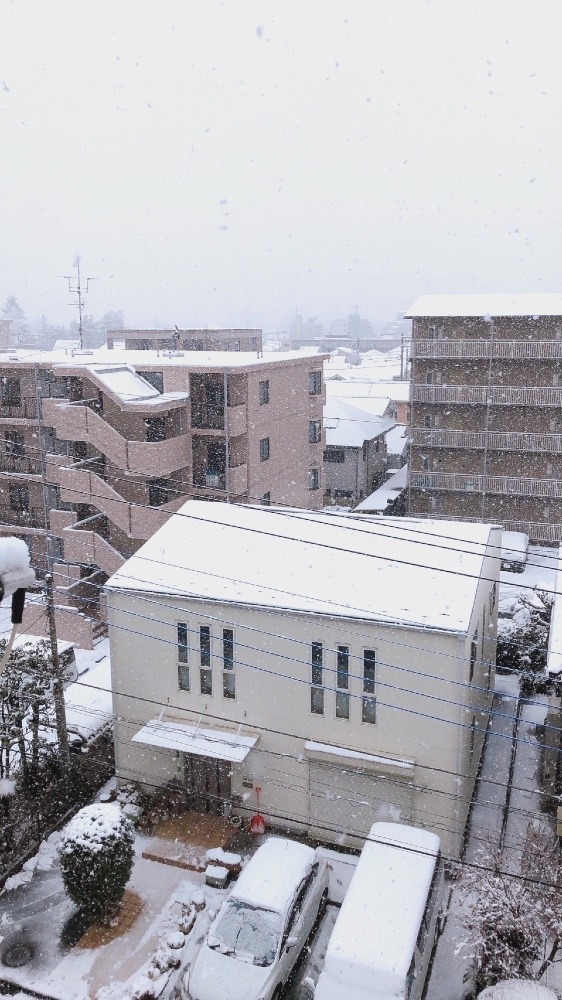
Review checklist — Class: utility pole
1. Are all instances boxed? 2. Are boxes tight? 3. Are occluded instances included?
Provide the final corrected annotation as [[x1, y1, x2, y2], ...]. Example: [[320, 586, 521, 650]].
[[45, 573, 69, 762], [64, 255, 93, 350]]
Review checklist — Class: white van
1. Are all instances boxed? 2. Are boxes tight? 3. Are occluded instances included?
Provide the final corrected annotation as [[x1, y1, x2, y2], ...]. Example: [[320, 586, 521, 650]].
[[314, 822, 443, 1000]]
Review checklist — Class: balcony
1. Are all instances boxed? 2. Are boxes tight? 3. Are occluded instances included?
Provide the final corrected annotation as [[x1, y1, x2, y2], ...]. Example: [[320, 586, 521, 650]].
[[411, 427, 562, 453], [191, 403, 224, 430], [0, 397, 38, 420], [413, 385, 562, 407], [410, 471, 562, 498], [0, 454, 43, 474], [412, 339, 562, 360], [0, 505, 46, 528]]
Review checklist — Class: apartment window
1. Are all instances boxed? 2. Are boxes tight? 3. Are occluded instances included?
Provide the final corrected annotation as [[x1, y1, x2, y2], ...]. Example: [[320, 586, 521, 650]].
[[308, 370, 322, 395], [259, 379, 270, 405], [1, 377, 21, 406], [362, 441, 368, 462], [10, 484, 29, 512], [260, 437, 270, 462], [470, 628, 478, 683], [200, 625, 212, 694], [546, 461, 553, 476], [362, 650, 376, 724], [177, 622, 189, 691], [308, 468, 320, 491], [422, 456, 430, 471], [553, 373, 559, 386], [324, 447, 345, 463], [145, 416, 167, 442], [251, 337, 258, 350], [423, 415, 431, 429], [309, 419, 321, 444], [311, 641, 324, 715], [148, 478, 169, 506], [234, 339, 241, 351], [550, 418, 559, 433], [222, 628, 235, 699], [5, 430, 24, 457], [336, 645, 350, 720], [139, 371, 164, 393], [261, 492, 271, 505]]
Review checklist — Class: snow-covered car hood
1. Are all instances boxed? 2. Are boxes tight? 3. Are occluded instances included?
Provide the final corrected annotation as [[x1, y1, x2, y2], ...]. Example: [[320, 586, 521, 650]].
[[188, 943, 271, 1000]]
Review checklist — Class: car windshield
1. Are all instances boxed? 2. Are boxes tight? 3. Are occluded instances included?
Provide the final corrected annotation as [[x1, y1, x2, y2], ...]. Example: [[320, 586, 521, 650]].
[[207, 899, 282, 967]]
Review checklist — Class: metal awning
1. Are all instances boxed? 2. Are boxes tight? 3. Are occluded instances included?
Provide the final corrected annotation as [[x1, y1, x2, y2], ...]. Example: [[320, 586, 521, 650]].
[[132, 718, 258, 762]]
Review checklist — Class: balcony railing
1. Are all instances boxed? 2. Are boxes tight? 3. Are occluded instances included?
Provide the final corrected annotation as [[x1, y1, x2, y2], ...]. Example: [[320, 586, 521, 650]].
[[0, 505, 46, 527], [191, 403, 225, 430], [0, 397, 38, 419], [412, 339, 562, 359], [0, 454, 43, 474], [411, 427, 562, 453], [413, 385, 562, 407], [410, 471, 562, 498]]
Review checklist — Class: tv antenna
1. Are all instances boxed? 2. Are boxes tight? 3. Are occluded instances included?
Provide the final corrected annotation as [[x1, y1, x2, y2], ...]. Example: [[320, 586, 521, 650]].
[[63, 255, 94, 350]]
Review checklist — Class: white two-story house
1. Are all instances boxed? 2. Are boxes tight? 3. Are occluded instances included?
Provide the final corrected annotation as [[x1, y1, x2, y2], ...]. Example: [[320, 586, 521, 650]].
[[105, 500, 501, 857]]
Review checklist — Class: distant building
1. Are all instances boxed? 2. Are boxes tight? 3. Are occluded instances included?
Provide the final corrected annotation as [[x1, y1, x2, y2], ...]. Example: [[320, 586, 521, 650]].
[[406, 293, 562, 543], [0, 345, 326, 645], [323, 397, 394, 503], [107, 328, 262, 353]]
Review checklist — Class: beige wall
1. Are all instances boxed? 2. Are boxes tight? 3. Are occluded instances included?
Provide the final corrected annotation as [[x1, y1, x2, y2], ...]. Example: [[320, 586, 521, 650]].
[[108, 535, 499, 858]]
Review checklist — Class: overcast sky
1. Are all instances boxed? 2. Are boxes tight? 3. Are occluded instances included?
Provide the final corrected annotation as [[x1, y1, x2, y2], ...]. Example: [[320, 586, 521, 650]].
[[1, 1, 561, 331]]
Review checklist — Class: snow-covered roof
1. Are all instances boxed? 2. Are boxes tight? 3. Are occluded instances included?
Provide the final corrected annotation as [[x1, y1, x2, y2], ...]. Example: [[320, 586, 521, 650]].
[[106, 500, 500, 633], [405, 293, 562, 318], [547, 546, 562, 678], [0, 345, 325, 371], [232, 838, 316, 913], [132, 718, 258, 762], [354, 464, 409, 513], [324, 398, 395, 448], [478, 982, 558, 1000], [385, 424, 408, 456], [64, 660, 113, 740], [315, 822, 440, 1000]]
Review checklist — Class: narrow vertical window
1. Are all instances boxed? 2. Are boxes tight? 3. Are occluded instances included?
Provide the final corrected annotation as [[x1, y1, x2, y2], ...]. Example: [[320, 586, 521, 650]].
[[362, 650, 376, 724], [200, 625, 212, 694], [177, 622, 189, 690], [222, 628, 235, 699], [310, 641, 324, 715], [336, 645, 350, 720], [259, 379, 270, 405]]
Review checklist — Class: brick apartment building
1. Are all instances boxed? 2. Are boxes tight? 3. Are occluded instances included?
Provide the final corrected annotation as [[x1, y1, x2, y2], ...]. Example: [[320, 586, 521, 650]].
[[406, 293, 562, 543], [0, 345, 326, 645]]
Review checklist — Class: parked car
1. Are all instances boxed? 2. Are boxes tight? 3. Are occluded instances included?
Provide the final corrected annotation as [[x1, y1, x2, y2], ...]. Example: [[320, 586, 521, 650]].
[[181, 837, 330, 1000], [501, 531, 529, 573]]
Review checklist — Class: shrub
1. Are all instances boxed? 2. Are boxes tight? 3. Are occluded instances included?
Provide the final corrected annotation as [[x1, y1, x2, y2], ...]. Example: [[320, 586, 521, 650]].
[[58, 803, 135, 922]]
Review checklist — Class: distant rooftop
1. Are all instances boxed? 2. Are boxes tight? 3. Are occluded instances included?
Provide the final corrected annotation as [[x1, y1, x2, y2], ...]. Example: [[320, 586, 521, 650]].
[[406, 293, 562, 318], [0, 345, 325, 371], [324, 397, 395, 448]]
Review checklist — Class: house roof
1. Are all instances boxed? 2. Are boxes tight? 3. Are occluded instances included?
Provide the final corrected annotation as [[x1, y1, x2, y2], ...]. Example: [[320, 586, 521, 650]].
[[324, 398, 395, 448], [355, 464, 409, 513], [106, 500, 500, 634], [405, 293, 562, 318]]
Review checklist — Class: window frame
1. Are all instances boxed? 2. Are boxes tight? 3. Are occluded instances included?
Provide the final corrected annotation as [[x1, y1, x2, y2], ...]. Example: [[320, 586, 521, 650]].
[[308, 467, 320, 491], [336, 644, 350, 720], [177, 622, 190, 692], [259, 379, 270, 405], [362, 649, 376, 724], [308, 419, 322, 444], [308, 370, 322, 396], [310, 640, 324, 715], [259, 437, 270, 462]]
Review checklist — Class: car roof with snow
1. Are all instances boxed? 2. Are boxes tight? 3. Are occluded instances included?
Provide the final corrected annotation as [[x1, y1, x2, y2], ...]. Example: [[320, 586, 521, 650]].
[[230, 838, 316, 914]]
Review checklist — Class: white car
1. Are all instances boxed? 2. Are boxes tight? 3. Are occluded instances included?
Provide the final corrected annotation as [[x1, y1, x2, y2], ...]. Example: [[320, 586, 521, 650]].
[[181, 837, 330, 1000]]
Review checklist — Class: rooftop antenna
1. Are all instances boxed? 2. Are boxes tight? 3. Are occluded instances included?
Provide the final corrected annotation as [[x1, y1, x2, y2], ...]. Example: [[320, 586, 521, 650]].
[[63, 255, 94, 350]]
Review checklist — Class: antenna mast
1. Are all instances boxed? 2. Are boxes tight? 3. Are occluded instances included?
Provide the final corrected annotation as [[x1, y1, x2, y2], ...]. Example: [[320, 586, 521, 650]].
[[64, 255, 93, 349]]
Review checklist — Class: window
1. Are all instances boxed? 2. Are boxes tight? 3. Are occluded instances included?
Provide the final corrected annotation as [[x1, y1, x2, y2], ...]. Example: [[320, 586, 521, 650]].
[[148, 478, 169, 506], [362, 441, 368, 462], [362, 650, 376, 724], [547, 461, 553, 476], [260, 492, 271, 505], [324, 447, 345, 463], [145, 416, 167, 442], [470, 628, 478, 683], [5, 430, 24, 457], [308, 370, 322, 395], [309, 419, 321, 444], [489, 582, 497, 616], [422, 456, 430, 471], [234, 339, 241, 351], [10, 484, 29, 512], [308, 468, 320, 491], [260, 437, 270, 462], [311, 641, 324, 715], [222, 628, 235, 699], [177, 622, 189, 690], [251, 337, 258, 350], [200, 625, 212, 694], [259, 379, 270, 405], [423, 414, 431, 429], [336, 645, 350, 720], [139, 371, 164, 393], [1, 377, 21, 406]]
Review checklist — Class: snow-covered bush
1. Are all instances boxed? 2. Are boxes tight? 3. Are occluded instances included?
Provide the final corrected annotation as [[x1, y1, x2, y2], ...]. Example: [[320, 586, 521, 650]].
[[58, 803, 135, 921]]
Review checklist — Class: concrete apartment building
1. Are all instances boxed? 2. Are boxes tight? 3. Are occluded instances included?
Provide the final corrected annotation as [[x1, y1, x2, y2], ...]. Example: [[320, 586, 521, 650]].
[[406, 293, 562, 543], [0, 346, 326, 645], [106, 501, 501, 857], [106, 328, 263, 352]]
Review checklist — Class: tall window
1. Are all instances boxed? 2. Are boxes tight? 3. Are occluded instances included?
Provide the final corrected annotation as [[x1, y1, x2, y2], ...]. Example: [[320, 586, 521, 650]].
[[177, 622, 189, 690], [336, 645, 350, 720], [308, 468, 320, 491], [470, 628, 478, 683], [362, 650, 376, 724], [259, 379, 270, 405], [200, 625, 212, 694], [260, 437, 270, 462], [148, 478, 169, 506], [309, 420, 321, 444], [324, 448, 345, 463], [10, 484, 29, 512], [1, 377, 21, 406], [310, 641, 324, 715], [260, 492, 271, 505], [308, 371, 322, 395], [5, 430, 24, 457], [222, 628, 235, 699]]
